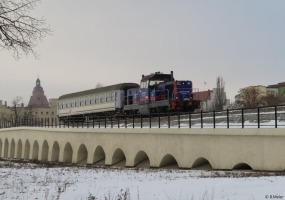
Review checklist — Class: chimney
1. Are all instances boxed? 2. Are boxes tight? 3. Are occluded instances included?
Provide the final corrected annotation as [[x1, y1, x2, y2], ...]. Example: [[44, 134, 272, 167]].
[[5, 101, 7, 107], [171, 71, 174, 81]]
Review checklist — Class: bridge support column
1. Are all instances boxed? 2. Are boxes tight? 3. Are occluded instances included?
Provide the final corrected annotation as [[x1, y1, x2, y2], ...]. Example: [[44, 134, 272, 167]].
[[87, 154, 93, 165], [104, 155, 112, 166], [59, 149, 64, 163], [72, 152, 77, 164]]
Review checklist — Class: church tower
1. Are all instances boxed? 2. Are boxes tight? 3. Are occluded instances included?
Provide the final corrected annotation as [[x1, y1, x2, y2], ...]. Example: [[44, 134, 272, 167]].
[[28, 78, 50, 108]]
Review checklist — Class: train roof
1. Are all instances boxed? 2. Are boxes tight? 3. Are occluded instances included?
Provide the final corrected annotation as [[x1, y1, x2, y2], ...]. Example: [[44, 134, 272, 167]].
[[141, 72, 174, 82], [58, 83, 139, 100]]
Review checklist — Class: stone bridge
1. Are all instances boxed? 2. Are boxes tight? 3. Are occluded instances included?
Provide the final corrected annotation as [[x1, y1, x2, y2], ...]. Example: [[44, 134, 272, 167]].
[[0, 127, 285, 171]]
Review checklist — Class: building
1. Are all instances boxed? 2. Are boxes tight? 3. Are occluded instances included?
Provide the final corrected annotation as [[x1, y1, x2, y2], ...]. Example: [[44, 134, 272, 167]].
[[235, 82, 285, 107], [26, 78, 57, 121], [0, 78, 57, 122], [193, 88, 230, 111], [28, 78, 50, 108]]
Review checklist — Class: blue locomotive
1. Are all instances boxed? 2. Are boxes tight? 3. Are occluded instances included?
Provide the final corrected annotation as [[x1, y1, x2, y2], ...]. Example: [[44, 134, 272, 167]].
[[124, 71, 200, 114]]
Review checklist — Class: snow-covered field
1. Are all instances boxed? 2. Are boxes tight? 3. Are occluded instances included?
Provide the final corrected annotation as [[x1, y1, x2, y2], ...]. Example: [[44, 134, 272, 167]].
[[0, 161, 285, 200]]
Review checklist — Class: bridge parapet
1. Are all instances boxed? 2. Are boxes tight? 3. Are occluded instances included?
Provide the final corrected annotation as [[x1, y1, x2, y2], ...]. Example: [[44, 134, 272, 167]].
[[0, 127, 285, 171]]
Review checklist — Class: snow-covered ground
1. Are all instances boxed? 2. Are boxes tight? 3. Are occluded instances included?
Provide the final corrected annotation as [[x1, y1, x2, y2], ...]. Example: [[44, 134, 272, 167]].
[[0, 161, 285, 200]]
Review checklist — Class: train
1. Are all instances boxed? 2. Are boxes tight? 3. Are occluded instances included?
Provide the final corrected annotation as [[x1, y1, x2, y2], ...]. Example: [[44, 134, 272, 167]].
[[57, 71, 200, 121]]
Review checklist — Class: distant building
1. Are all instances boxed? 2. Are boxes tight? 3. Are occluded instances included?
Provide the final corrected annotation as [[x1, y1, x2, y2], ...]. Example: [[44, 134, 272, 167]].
[[235, 82, 285, 106], [0, 78, 58, 122], [268, 82, 285, 96], [28, 78, 50, 108], [27, 78, 57, 120], [193, 89, 230, 111]]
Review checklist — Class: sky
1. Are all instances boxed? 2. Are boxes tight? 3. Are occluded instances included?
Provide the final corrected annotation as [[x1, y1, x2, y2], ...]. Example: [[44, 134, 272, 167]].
[[1, 0, 285, 105]]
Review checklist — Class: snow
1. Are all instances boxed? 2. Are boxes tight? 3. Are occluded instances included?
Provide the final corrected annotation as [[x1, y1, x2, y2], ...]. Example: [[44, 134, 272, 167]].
[[0, 161, 285, 200]]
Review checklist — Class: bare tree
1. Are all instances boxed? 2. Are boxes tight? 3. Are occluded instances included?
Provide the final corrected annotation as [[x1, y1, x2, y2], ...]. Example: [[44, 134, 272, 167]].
[[95, 83, 103, 88], [262, 94, 285, 106], [0, 0, 51, 58], [235, 86, 265, 108], [9, 96, 24, 120], [213, 76, 226, 111]]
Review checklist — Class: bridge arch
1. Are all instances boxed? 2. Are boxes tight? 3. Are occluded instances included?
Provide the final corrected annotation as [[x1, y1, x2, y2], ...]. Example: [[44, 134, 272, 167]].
[[4, 138, 9, 158], [63, 142, 73, 163], [232, 163, 253, 170], [24, 140, 30, 160], [10, 139, 15, 158], [93, 145, 105, 164], [51, 141, 60, 162], [41, 140, 49, 161], [159, 154, 179, 168], [16, 139, 22, 159], [112, 148, 126, 166], [32, 140, 39, 160], [77, 144, 88, 165], [134, 150, 150, 168], [192, 157, 213, 170]]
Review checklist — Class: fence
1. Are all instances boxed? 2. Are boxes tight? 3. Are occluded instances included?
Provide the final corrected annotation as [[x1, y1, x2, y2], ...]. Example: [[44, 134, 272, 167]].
[[1, 105, 285, 129]]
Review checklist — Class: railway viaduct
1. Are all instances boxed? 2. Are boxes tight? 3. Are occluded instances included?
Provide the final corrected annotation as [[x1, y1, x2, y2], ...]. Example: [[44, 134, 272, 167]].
[[0, 127, 285, 171]]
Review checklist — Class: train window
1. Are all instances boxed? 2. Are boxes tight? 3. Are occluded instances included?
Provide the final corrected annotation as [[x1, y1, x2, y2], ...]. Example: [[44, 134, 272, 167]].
[[80, 97, 84, 106], [111, 92, 114, 101], [100, 93, 106, 103], [90, 95, 95, 105], [85, 96, 90, 106], [71, 99, 74, 107], [106, 92, 113, 102], [140, 81, 149, 88], [95, 94, 100, 104]]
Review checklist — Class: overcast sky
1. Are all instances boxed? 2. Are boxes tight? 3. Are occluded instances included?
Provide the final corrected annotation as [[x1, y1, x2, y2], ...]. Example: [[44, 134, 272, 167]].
[[1, 0, 285, 105]]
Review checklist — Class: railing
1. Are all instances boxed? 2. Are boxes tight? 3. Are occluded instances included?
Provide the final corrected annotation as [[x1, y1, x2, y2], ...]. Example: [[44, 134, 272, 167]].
[[1, 105, 285, 129]]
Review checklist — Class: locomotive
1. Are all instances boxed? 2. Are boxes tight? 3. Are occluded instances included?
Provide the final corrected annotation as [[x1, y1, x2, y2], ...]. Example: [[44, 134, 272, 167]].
[[57, 71, 200, 120]]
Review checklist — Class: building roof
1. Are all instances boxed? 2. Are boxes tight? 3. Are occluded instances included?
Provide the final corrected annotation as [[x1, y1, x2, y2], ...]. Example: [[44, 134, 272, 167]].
[[27, 78, 50, 108], [193, 90, 211, 101]]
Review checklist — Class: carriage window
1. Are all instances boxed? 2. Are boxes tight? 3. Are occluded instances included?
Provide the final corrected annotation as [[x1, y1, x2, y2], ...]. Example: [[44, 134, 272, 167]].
[[58, 102, 62, 109], [75, 98, 79, 107], [95, 94, 100, 104], [71, 99, 75, 107], [90, 95, 95, 105], [85, 96, 90, 106], [106, 92, 113, 102], [80, 97, 84, 106], [100, 93, 106, 103]]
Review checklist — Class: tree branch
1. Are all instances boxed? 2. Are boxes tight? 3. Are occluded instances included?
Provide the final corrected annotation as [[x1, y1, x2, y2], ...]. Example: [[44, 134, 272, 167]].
[[0, 0, 51, 59]]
